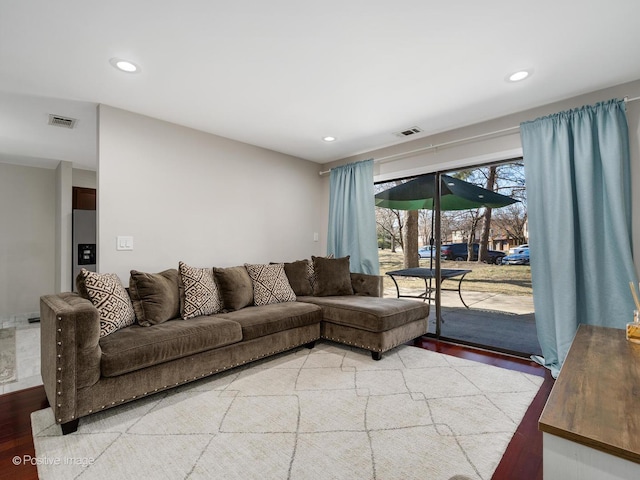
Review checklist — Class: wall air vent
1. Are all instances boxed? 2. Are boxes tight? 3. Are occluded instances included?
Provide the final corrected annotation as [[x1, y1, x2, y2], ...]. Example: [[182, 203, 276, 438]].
[[48, 114, 77, 129], [394, 126, 423, 138]]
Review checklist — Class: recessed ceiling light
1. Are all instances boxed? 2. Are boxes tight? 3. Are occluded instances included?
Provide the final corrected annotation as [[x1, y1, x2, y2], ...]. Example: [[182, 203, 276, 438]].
[[322, 136, 337, 142], [109, 58, 140, 73], [508, 70, 531, 82]]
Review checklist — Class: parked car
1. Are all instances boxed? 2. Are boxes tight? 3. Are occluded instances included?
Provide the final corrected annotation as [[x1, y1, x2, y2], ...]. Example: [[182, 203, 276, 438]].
[[440, 243, 506, 264], [508, 244, 529, 255], [502, 247, 530, 265], [418, 245, 440, 258]]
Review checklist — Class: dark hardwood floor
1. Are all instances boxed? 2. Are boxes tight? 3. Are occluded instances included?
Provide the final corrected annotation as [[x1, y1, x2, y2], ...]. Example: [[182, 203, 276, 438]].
[[0, 385, 48, 480], [0, 338, 553, 480]]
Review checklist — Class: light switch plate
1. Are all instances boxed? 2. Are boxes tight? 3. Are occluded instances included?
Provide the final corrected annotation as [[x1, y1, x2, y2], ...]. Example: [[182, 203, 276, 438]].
[[116, 236, 134, 251]]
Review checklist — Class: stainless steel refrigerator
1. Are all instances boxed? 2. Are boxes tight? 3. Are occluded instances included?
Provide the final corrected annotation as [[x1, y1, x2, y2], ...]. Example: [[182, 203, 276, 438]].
[[72, 209, 96, 291]]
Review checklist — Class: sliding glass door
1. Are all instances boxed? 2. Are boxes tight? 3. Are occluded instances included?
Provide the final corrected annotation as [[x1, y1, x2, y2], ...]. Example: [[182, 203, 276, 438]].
[[375, 158, 538, 356]]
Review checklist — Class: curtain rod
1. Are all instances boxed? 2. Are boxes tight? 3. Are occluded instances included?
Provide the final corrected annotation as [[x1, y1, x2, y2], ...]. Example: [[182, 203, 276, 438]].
[[318, 95, 640, 176]]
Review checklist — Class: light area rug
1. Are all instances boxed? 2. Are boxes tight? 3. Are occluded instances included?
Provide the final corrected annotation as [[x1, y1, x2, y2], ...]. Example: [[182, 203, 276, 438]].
[[0, 327, 17, 384], [31, 342, 544, 480]]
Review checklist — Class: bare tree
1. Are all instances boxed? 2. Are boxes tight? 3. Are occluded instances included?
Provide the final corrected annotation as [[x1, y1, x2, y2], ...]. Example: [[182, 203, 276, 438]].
[[418, 209, 434, 246], [478, 166, 497, 262], [465, 209, 482, 260], [376, 207, 404, 252], [404, 210, 419, 268], [493, 204, 528, 245], [489, 161, 527, 247]]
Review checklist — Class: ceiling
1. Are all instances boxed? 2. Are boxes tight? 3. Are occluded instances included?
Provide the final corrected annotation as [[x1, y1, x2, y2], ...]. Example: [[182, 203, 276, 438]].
[[2, 1, 640, 170]]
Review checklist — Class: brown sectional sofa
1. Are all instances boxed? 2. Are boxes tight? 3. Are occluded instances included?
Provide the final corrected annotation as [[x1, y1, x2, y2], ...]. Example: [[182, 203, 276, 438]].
[[40, 261, 429, 435]]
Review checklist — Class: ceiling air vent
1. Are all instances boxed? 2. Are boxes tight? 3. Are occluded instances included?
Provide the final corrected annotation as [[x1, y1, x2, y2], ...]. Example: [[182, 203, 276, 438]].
[[48, 114, 77, 129], [394, 126, 423, 138]]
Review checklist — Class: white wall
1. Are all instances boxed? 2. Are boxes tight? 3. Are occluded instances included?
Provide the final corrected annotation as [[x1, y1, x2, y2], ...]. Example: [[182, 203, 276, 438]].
[[97, 105, 324, 282], [322, 79, 640, 275], [55, 161, 72, 293], [72, 168, 97, 189], [0, 163, 98, 316], [0, 163, 56, 316]]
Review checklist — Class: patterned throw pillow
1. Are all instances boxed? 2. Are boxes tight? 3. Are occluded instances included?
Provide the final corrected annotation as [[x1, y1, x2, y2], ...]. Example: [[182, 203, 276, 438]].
[[77, 269, 136, 337], [244, 263, 297, 306], [179, 261, 223, 319]]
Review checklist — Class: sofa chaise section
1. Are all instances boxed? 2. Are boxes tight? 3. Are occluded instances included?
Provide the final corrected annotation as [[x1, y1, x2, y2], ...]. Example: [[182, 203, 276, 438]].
[[299, 295, 429, 360]]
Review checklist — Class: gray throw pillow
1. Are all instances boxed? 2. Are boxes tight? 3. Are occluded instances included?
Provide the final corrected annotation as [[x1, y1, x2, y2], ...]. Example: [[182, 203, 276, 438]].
[[311, 255, 354, 296], [213, 266, 254, 311], [284, 260, 313, 296], [306, 253, 333, 291], [129, 269, 181, 326]]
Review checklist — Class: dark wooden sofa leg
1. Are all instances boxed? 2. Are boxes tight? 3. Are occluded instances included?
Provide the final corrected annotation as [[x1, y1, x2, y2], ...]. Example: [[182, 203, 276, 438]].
[[304, 341, 316, 349], [61, 419, 79, 435], [371, 351, 382, 361]]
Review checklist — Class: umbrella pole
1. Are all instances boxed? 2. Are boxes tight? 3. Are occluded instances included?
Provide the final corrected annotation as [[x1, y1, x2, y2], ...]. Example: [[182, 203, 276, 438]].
[[428, 209, 434, 270], [435, 174, 442, 337]]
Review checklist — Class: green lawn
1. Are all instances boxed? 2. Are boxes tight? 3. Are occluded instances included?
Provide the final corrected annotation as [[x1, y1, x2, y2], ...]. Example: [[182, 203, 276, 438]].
[[379, 249, 532, 296]]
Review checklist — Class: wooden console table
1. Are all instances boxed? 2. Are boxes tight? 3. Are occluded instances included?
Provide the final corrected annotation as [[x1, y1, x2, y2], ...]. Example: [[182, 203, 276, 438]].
[[539, 324, 640, 479]]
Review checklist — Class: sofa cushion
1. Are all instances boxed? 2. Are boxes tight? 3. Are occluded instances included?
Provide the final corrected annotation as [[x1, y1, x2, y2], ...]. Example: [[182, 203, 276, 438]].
[[284, 260, 313, 296], [214, 266, 254, 311], [99, 316, 242, 377], [311, 255, 354, 296], [179, 262, 223, 319], [297, 296, 429, 333], [129, 269, 180, 326], [350, 273, 383, 297], [307, 254, 333, 291], [245, 263, 296, 306], [216, 302, 322, 341], [76, 269, 136, 337]]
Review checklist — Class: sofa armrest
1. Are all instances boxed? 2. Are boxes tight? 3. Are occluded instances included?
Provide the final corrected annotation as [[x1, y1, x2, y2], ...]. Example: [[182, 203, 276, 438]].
[[350, 273, 384, 297], [40, 293, 102, 425]]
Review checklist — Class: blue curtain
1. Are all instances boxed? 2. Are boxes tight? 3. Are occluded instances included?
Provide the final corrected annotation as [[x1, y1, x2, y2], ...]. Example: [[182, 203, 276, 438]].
[[521, 99, 638, 377], [327, 159, 380, 274]]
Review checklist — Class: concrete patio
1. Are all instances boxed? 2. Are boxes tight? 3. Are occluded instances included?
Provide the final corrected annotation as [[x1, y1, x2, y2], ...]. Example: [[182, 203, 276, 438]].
[[384, 285, 540, 356]]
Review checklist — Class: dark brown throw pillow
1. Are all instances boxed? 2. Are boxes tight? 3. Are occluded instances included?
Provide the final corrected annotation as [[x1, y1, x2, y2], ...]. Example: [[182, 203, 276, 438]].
[[284, 260, 313, 296], [311, 255, 354, 296], [129, 269, 181, 326], [307, 253, 333, 291], [213, 266, 254, 311]]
